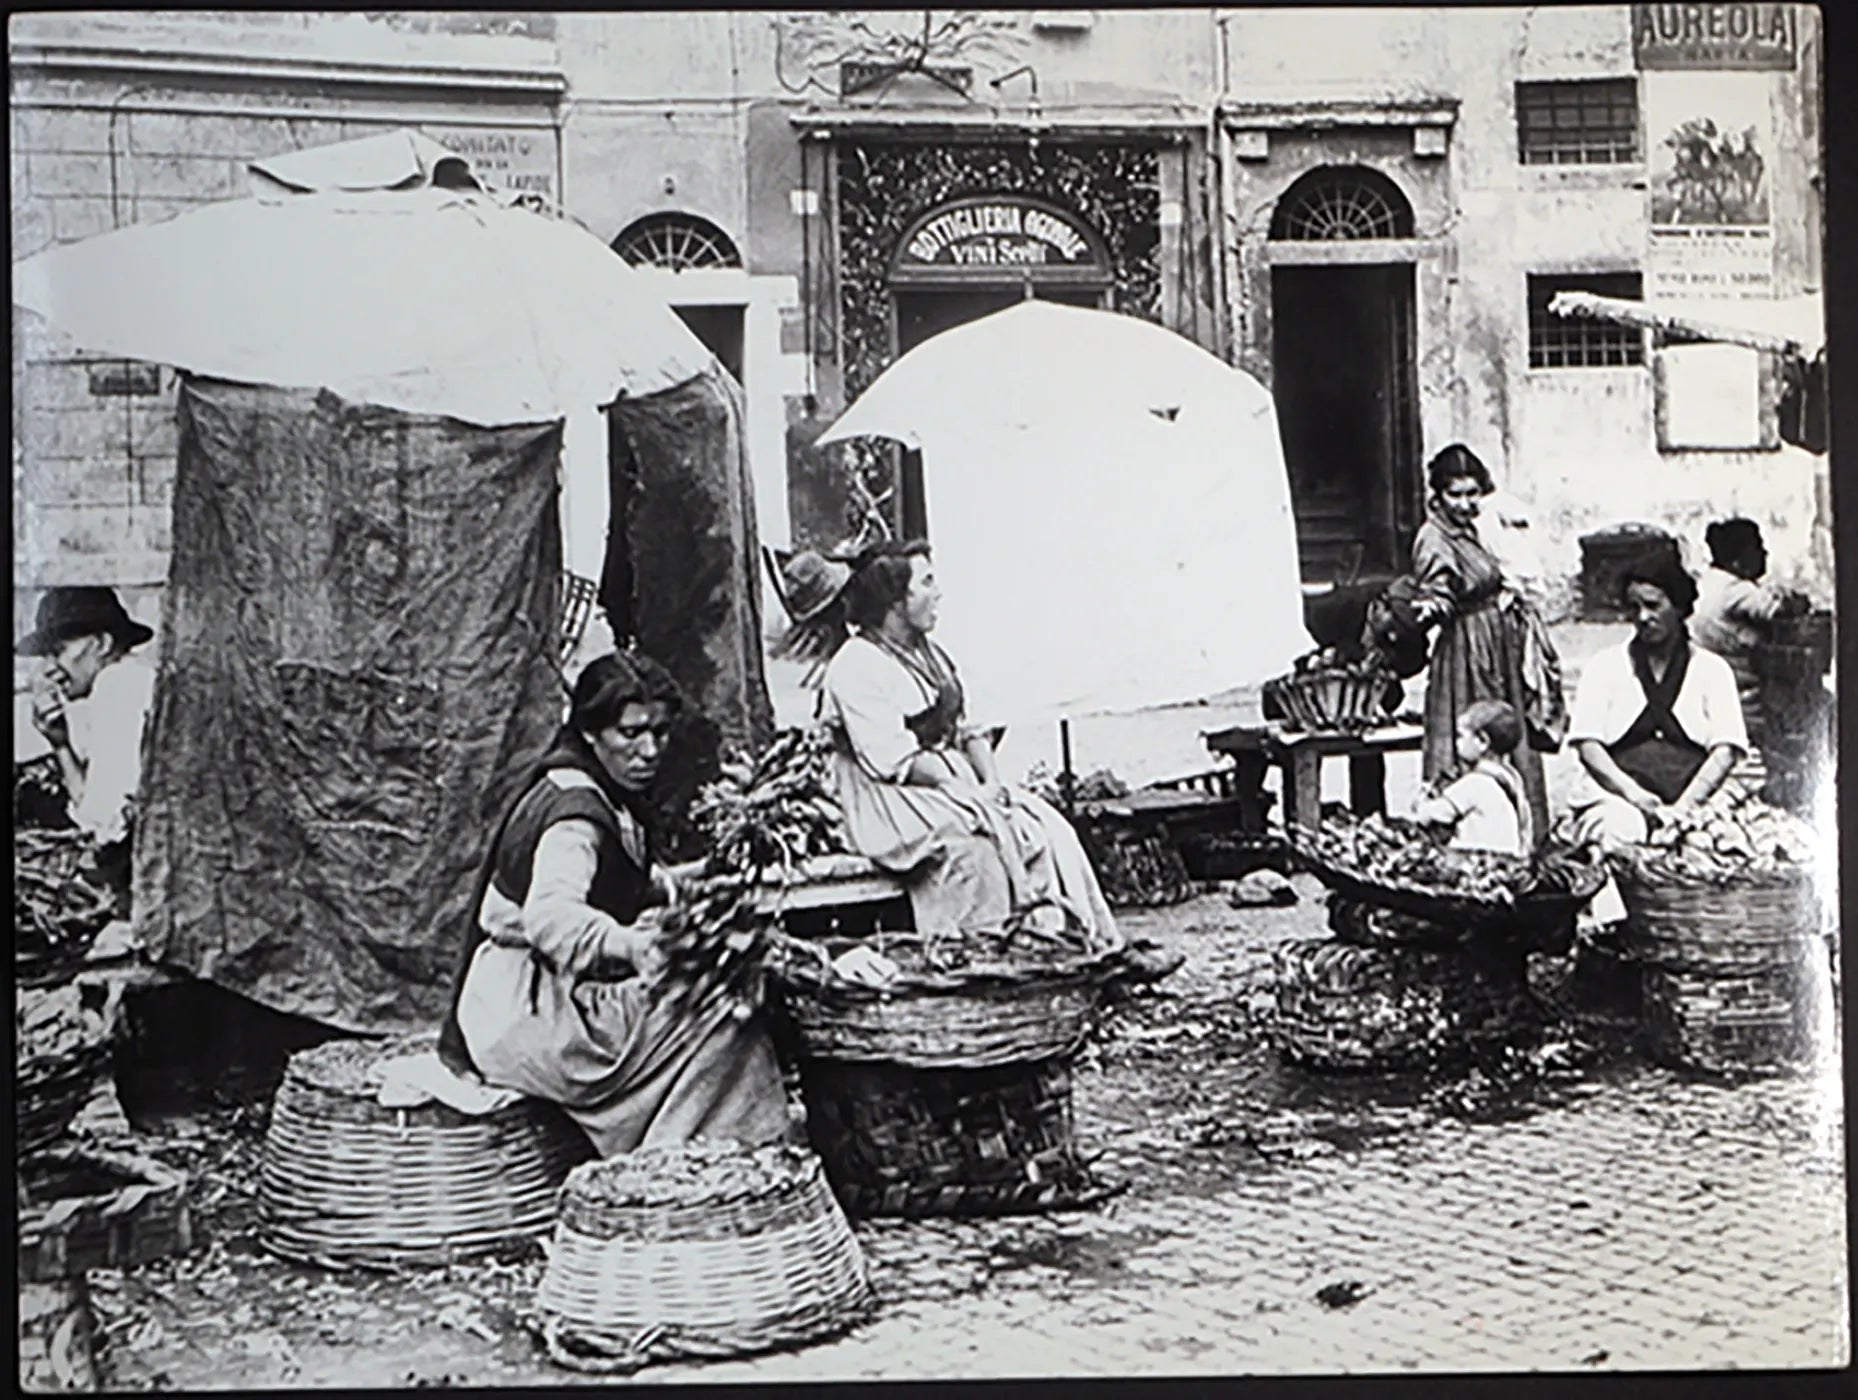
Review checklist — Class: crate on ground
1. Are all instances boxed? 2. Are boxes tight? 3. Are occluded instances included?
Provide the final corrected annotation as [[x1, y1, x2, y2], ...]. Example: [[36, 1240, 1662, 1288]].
[[797, 1055, 1121, 1219], [1642, 957, 1829, 1078], [534, 1141, 874, 1373], [18, 1144, 194, 1283], [1273, 938, 1532, 1072], [258, 1035, 593, 1269]]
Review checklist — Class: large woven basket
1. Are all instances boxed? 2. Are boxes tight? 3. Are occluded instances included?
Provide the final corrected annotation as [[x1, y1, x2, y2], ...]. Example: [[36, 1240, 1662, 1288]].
[[259, 1036, 593, 1269], [1617, 864, 1822, 974], [1642, 962, 1815, 1078], [19, 1145, 193, 1283], [798, 1055, 1121, 1218], [535, 1142, 874, 1373], [1273, 939, 1532, 1072], [774, 940, 1116, 1069]]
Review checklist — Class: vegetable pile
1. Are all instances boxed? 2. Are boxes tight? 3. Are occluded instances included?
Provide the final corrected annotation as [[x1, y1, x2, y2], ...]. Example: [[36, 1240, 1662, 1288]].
[[1299, 814, 1599, 907], [656, 729, 847, 1015], [564, 1139, 809, 1208], [1617, 791, 1819, 885], [16, 827, 120, 975], [288, 1034, 431, 1096]]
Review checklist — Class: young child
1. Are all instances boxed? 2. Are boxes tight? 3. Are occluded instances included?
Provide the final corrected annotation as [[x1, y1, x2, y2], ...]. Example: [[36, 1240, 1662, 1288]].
[[1412, 699, 1532, 856]]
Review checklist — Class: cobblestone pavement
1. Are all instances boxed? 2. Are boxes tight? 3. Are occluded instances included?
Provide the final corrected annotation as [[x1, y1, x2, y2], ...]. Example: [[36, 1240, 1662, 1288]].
[[84, 881, 1849, 1388]]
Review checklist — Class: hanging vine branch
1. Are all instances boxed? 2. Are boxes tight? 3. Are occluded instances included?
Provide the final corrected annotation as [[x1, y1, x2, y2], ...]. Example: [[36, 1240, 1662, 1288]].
[[778, 9, 1028, 100]]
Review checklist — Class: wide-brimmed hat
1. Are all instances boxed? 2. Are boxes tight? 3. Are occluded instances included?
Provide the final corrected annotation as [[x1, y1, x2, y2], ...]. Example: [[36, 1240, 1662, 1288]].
[[765, 547, 853, 624], [16, 586, 154, 656]]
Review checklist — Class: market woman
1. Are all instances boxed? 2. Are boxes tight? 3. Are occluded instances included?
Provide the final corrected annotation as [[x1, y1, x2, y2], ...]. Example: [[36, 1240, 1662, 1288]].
[[1409, 444, 1564, 850], [437, 650, 790, 1156], [813, 541, 1122, 953], [1691, 516, 1808, 747], [1563, 552, 1749, 927]]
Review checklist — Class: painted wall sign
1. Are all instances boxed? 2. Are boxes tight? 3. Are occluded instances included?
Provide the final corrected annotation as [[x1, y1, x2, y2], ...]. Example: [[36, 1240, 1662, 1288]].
[[420, 126, 558, 200], [898, 198, 1104, 271], [1644, 71, 1775, 298], [1632, 4, 1797, 70]]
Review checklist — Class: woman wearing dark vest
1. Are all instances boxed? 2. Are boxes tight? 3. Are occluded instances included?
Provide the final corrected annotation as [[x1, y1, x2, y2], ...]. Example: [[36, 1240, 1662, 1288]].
[[437, 651, 789, 1156], [1563, 552, 1749, 927], [811, 541, 1120, 953]]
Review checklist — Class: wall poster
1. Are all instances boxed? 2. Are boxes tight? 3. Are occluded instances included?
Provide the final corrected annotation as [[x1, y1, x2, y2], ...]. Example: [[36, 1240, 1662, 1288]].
[[1642, 72, 1776, 299]]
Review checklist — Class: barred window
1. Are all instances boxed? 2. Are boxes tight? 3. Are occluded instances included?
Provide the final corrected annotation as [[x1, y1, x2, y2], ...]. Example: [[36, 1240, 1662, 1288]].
[[1528, 272, 1644, 369], [1517, 79, 1638, 165]]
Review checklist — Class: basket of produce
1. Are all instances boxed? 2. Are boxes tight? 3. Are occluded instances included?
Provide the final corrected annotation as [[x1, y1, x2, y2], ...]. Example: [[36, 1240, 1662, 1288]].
[[258, 1034, 593, 1269], [15, 826, 121, 984], [17, 985, 112, 1156], [1641, 962, 1816, 1078], [1074, 817, 1196, 908], [1327, 895, 1465, 949], [534, 1141, 874, 1373], [771, 929, 1117, 1069], [1613, 796, 1824, 975], [1273, 939, 1532, 1072], [19, 1144, 193, 1283], [1293, 814, 1606, 935], [1264, 654, 1394, 734], [798, 1054, 1122, 1218]]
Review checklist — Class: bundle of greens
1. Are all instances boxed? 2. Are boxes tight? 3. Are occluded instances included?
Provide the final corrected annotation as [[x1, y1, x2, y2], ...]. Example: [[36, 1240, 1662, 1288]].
[[656, 729, 846, 1015]]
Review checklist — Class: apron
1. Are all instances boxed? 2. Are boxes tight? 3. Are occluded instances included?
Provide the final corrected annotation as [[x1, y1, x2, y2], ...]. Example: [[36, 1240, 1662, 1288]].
[[1609, 637, 1708, 804]]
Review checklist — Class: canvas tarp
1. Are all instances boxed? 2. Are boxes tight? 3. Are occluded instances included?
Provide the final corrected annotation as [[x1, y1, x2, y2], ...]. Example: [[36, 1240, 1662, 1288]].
[[609, 360, 774, 853], [133, 376, 566, 1033]]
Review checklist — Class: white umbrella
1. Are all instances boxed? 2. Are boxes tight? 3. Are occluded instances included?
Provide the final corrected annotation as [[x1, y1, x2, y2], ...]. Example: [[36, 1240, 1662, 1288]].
[[818, 300, 1310, 734], [11, 131, 713, 427]]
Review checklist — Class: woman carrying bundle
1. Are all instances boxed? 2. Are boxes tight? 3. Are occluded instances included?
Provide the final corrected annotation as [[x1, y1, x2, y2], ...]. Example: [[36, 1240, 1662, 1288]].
[[436, 651, 790, 1157]]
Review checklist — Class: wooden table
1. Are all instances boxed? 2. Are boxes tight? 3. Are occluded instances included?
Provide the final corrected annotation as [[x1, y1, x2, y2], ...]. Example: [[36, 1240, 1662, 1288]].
[[1202, 722, 1425, 835]]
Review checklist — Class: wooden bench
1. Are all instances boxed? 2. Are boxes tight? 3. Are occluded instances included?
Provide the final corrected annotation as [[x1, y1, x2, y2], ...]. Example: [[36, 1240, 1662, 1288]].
[[1202, 722, 1425, 836]]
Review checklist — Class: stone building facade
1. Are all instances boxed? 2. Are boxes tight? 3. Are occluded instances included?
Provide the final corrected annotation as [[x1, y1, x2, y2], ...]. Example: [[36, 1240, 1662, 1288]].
[[10, 7, 1830, 641]]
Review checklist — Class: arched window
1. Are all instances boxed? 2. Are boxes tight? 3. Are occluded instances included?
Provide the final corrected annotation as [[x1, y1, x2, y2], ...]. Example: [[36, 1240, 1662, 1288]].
[[611, 213, 742, 270], [1270, 166, 1415, 241]]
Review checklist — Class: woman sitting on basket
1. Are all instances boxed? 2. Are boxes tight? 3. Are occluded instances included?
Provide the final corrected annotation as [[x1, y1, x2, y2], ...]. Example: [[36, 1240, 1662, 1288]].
[[1561, 551, 1749, 930], [436, 651, 791, 1157], [796, 540, 1123, 958]]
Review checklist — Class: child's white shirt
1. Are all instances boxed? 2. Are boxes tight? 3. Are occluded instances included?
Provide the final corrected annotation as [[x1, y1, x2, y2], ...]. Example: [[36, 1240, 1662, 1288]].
[[1434, 766, 1525, 856]]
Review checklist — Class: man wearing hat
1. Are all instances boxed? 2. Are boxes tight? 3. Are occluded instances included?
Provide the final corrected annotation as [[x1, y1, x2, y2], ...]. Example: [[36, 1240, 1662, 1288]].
[[18, 586, 158, 895]]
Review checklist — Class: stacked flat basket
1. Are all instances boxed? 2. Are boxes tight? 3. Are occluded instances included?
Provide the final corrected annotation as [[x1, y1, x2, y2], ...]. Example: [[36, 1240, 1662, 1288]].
[[775, 936, 1122, 1217], [534, 1141, 874, 1373], [259, 1035, 593, 1268], [1619, 864, 1829, 1076]]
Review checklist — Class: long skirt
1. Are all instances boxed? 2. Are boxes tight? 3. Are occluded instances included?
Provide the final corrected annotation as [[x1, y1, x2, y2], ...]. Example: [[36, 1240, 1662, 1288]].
[[1424, 605, 1549, 848], [456, 943, 791, 1158], [833, 751, 1119, 951]]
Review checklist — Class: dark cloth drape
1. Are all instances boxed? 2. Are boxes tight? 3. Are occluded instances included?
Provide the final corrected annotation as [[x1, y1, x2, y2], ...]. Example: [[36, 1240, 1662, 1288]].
[[133, 377, 565, 1033]]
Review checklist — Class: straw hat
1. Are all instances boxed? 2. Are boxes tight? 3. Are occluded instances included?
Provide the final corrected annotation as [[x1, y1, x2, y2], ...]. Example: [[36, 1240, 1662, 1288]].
[[766, 548, 853, 624]]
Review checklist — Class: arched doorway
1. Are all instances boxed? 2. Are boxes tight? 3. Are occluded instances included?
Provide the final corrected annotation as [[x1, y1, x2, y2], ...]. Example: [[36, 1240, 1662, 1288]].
[[886, 195, 1113, 536], [1268, 165, 1423, 583]]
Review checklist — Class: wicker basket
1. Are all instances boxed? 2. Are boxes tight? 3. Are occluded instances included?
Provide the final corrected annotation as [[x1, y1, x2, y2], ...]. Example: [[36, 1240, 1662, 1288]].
[[1273, 939, 1531, 1072], [18, 1042, 112, 1158], [798, 1055, 1121, 1218], [1327, 895, 1464, 949], [1074, 818, 1196, 908], [773, 942, 1115, 1069], [19, 1145, 193, 1283], [534, 1142, 874, 1373], [1642, 962, 1815, 1078], [1617, 865, 1822, 974], [259, 1036, 593, 1269], [1264, 667, 1390, 733]]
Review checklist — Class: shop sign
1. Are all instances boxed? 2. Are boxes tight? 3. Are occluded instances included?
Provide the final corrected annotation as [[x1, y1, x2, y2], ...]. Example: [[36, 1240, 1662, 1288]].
[[421, 126, 558, 200], [899, 199, 1101, 270], [1632, 4, 1797, 70], [1644, 71, 1774, 298]]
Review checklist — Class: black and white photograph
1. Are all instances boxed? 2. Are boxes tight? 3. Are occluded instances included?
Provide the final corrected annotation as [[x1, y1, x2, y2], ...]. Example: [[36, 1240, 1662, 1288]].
[[9, 4, 1845, 1387]]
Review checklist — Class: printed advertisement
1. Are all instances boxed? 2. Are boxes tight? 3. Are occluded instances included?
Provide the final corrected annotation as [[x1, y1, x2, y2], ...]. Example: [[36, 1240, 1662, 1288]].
[[1643, 71, 1775, 299]]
